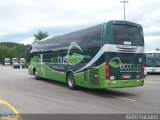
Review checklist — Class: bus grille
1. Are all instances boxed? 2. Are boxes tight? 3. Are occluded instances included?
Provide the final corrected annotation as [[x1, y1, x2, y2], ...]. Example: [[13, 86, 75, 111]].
[[84, 71, 89, 81], [89, 69, 99, 85], [116, 46, 137, 53]]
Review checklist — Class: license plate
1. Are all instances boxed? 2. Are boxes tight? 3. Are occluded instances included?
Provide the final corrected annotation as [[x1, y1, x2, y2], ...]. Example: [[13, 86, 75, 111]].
[[122, 74, 130, 79]]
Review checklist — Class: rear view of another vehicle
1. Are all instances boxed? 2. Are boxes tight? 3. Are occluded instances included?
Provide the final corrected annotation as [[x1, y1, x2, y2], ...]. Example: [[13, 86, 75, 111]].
[[20, 58, 27, 68], [12, 58, 20, 69], [13, 61, 20, 68], [4, 58, 11, 66]]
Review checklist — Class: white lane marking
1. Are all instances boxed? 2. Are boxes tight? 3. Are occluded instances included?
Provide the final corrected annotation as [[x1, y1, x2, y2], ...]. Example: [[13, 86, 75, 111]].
[[108, 95, 136, 102]]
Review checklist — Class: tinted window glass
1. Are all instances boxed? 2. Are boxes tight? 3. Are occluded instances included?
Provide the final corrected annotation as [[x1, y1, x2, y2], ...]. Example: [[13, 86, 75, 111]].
[[153, 53, 160, 67], [145, 53, 153, 67], [113, 25, 143, 46], [38, 24, 103, 52]]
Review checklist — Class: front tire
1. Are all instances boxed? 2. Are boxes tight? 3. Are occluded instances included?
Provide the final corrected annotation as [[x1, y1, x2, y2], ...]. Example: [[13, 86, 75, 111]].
[[67, 73, 76, 90], [33, 69, 39, 80]]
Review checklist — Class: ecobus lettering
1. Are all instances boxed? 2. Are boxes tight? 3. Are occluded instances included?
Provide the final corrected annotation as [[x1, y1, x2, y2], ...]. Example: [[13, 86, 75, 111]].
[[120, 63, 141, 70], [51, 55, 67, 65]]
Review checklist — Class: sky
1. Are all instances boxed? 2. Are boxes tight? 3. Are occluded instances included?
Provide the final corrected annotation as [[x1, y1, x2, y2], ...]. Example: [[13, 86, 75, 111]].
[[0, 0, 159, 50]]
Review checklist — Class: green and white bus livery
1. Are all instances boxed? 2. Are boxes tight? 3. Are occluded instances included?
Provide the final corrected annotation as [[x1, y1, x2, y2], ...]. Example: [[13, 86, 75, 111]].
[[28, 20, 145, 89]]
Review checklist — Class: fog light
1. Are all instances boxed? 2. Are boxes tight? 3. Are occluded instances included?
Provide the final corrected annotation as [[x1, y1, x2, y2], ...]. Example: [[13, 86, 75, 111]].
[[113, 81, 116, 84]]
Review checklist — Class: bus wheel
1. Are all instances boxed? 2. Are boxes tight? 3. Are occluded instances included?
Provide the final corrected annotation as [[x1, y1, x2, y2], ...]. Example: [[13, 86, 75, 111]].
[[67, 73, 76, 90], [33, 69, 39, 80]]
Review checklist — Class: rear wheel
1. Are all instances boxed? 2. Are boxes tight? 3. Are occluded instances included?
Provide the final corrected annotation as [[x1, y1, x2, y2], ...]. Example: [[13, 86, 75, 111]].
[[67, 73, 76, 90]]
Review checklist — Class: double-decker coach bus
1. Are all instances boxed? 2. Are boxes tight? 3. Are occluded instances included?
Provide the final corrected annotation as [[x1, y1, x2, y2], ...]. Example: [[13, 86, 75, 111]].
[[28, 20, 145, 89], [145, 50, 160, 73]]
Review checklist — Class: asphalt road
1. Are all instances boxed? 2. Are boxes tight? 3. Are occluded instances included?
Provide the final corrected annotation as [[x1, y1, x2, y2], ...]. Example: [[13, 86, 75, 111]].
[[0, 65, 160, 114]]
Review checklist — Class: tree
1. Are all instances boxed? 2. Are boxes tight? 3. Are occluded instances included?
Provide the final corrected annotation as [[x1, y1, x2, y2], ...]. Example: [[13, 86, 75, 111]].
[[0, 42, 30, 64], [33, 30, 49, 41], [155, 48, 160, 51]]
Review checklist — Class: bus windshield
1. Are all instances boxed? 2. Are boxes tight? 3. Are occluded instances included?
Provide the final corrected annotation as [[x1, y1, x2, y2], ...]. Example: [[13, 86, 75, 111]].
[[146, 53, 153, 67], [146, 53, 160, 67], [154, 53, 160, 67], [113, 25, 143, 46]]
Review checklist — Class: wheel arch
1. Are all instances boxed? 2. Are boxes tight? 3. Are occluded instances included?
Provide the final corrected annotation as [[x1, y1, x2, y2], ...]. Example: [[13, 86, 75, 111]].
[[66, 70, 77, 90], [33, 67, 36, 75], [66, 70, 74, 82]]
